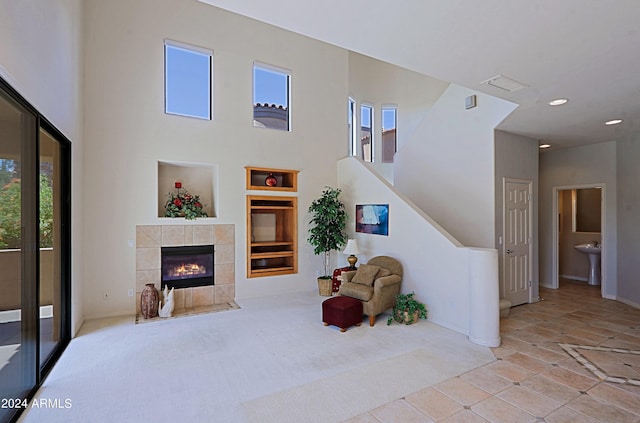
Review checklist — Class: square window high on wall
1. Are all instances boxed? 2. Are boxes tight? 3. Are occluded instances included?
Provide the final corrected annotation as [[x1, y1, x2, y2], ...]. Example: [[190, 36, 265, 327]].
[[164, 40, 212, 120], [253, 62, 290, 131]]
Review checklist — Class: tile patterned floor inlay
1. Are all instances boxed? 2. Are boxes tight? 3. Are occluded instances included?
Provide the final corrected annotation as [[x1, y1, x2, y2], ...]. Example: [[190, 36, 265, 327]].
[[559, 343, 640, 385], [344, 279, 640, 423]]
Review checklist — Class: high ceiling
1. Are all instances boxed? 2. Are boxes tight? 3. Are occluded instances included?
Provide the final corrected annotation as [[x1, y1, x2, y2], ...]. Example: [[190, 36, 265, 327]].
[[200, 0, 640, 150]]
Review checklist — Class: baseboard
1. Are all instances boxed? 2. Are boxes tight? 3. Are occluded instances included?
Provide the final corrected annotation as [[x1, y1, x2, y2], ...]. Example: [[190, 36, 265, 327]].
[[560, 274, 588, 282], [616, 296, 640, 310]]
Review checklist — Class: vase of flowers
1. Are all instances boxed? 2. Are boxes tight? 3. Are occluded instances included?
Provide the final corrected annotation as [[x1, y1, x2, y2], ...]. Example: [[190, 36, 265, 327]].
[[164, 182, 208, 220]]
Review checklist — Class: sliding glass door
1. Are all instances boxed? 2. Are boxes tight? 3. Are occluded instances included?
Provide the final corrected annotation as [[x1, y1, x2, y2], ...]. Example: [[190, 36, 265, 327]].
[[0, 79, 70, 423]]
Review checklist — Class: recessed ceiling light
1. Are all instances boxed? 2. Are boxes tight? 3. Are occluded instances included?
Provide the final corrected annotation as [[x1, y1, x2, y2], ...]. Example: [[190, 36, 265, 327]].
[[539, 144, 551, 149], [549, 98, 568, 106], [605, 119, 623, 125]]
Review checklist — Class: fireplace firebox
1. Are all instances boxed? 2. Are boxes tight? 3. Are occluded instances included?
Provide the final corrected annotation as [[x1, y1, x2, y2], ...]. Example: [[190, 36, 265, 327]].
[[161, 245, 214, 289]]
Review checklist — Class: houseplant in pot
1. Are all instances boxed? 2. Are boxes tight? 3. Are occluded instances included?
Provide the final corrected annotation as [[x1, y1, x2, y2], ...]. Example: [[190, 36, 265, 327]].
[[387, 292, 428, 325], [307, 187, 348, 296]]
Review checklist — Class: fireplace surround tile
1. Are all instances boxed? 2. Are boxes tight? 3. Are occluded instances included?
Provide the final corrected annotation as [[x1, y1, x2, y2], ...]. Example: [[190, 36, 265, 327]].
[[136, 269, 161, 292], [184, 225, 194, 245], [136, 225, 162, 247], [192, 286, 215, 307], [215, 244, 234, 265], [162, 225, 185, 246], [215, 224, 234, 244], [136, 247, 160, 271], [193, 225, 215, 245], [135, 224, 235, 319], [215, 284, 234, 304], [184, 288, 193, 309], [215, 263, 234, 284]]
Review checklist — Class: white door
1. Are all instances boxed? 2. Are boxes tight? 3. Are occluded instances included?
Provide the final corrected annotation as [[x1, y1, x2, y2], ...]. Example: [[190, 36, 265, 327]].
[[504, 180, 532, 306]]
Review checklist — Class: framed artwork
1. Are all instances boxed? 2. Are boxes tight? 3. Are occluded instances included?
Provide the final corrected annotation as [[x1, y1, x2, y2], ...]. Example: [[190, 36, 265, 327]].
[[355, 204, 389, 236]]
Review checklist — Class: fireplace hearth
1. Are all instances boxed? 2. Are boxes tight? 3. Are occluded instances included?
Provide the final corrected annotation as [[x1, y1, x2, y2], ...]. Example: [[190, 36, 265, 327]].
[[161, 245, 214, 289]]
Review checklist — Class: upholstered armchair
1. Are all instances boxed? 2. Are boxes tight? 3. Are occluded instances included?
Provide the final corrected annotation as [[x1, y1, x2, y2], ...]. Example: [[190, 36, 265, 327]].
[[338, 256, 402, 326]]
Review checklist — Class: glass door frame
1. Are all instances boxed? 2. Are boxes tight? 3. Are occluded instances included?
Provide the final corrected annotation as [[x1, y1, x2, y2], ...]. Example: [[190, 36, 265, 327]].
[[0, 76, 71, 423]]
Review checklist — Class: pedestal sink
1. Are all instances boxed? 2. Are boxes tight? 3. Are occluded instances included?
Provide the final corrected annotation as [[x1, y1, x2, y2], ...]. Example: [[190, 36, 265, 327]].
[[574, 243, 601, 285]]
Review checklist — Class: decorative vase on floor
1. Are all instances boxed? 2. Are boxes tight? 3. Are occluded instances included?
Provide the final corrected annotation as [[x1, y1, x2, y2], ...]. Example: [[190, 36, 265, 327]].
[[141, 283, 160, 319]]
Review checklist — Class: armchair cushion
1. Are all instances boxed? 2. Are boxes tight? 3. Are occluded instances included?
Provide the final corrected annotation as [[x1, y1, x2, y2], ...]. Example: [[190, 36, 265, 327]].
[[339, 283, 374, 302], [351, 264, 380, 287], [376, 268, 392, 278]]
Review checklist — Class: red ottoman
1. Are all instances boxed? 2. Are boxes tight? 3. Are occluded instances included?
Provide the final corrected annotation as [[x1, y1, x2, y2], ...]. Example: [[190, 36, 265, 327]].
[[322, 296, 363, 332]]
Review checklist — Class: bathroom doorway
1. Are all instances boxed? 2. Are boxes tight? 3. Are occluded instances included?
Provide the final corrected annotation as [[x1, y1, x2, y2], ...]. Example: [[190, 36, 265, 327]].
[[551, 184, 606, 294]]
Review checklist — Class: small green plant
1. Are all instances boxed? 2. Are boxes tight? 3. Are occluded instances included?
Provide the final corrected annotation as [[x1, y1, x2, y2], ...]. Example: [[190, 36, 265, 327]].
[[387, 292, 428, 325]]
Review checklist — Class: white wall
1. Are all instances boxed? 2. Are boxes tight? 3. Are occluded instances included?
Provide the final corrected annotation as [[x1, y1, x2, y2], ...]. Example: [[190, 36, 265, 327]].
[[82, 0, 352, 318], [539, 142, 617, 298], [347, 52, 449, 181], [338, 157, 500, 346], [394, 84, 517, 248], [494, 130, 539, 299], [616, 136, 640, 307], [0, 0, 85, 334]]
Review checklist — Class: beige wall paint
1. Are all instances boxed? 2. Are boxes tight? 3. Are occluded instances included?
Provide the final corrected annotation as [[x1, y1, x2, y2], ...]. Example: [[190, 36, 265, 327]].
[[81, 0, 351, 318], [395, 84, 518, 248]]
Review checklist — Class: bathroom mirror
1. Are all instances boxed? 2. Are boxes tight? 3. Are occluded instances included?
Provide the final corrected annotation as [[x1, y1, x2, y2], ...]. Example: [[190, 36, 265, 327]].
[[572, 188, 601, 233]]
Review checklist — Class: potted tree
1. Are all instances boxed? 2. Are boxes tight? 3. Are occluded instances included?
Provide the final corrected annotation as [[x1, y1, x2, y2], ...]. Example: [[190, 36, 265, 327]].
[[307, 187, 348, 296], [387, 292, 428, 325]]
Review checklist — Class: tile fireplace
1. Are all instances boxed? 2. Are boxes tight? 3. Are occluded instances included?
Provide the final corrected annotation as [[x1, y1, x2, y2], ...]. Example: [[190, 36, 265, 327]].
[[135, 224, 235, 318]]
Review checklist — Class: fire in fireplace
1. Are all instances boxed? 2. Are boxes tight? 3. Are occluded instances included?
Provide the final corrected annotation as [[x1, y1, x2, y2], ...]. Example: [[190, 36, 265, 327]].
[[161, 245, 214, 289]]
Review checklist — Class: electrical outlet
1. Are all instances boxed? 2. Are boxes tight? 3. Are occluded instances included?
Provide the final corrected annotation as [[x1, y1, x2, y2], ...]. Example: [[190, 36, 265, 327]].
[[102, 292, 109, 300], [128, 289, 134, 297]]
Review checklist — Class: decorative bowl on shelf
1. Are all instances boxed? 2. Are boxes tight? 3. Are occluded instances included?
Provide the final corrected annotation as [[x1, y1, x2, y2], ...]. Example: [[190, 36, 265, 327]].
[[265, 173, 277, 187]]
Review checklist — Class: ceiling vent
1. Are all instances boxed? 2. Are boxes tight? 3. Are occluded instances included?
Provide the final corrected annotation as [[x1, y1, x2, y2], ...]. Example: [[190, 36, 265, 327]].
[[481, 75, 529, 92]]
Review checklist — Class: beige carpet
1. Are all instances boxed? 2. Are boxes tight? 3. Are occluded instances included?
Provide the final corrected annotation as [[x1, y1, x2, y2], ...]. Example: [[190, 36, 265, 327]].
[[19, 290, 494, 423]]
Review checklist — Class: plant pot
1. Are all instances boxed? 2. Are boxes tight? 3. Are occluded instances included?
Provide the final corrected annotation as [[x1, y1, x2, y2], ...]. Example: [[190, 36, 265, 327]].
[[317, 277, 332, 297], [395, 309, 420, 325]]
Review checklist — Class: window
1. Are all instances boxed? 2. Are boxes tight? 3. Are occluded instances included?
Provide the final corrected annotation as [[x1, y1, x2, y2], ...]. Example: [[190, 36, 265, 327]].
[[348, 98, 356, 156], [253, 63, 290, 131], [382, 106, 397, 163], [164, 40, 212, 120], [361, 105, 373, 162]]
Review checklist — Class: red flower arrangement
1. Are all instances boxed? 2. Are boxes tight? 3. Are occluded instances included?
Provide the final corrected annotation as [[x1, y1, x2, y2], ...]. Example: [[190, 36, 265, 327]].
[[164, 182, 207, 220]]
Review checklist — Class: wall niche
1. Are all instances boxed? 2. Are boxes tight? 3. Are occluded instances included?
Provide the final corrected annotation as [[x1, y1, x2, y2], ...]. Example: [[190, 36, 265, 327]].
[[157, 161, 217, 218]]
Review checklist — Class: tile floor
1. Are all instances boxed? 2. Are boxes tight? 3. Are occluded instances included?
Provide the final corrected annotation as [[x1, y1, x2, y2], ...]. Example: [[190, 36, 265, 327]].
[[345, 280, 640, 422]]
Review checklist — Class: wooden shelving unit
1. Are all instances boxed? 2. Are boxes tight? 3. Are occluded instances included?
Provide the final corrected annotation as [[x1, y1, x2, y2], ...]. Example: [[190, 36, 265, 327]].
[[245, 166, 299, 192], [247, 195, 297, 278]]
